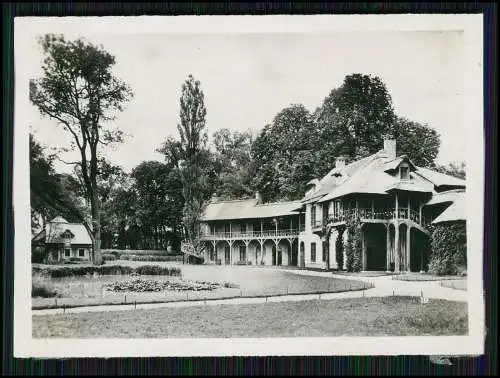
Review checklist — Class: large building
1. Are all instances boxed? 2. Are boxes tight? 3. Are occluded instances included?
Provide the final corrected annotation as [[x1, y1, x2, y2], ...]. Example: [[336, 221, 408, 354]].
[[196, 139, 466, 272]]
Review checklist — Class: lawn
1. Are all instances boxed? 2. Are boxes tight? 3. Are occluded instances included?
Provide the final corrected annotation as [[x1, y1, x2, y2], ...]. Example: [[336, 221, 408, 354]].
[[440, 280, 467, 291], [391, 273, 465, 281], [32, 263, 368, 309], [32, 296, 468, 338]]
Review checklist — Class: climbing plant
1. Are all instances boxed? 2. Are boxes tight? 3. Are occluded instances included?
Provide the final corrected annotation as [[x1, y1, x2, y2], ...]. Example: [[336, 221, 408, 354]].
[[428, 222, 467, 276], [335, 227, 345, 270], [345, 213, 363, 272]]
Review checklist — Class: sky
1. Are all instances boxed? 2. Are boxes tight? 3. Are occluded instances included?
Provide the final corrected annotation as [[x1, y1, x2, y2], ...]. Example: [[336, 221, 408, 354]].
[[18, 18, 468, 174]]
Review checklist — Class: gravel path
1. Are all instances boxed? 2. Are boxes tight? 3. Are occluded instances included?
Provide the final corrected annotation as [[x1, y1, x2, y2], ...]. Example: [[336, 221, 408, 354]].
[[32, 268, 467, 315]]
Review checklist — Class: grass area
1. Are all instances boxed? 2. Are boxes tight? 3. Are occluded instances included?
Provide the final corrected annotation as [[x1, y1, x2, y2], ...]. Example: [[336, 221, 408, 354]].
[[440, 280, 467, 291], [32, 264, 367, 309], [32, 296, 468, 338], [391, 273, 465, 282], [333, 271, 395, 277]]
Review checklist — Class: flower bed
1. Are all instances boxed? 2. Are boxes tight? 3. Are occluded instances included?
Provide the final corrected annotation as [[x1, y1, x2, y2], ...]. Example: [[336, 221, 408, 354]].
[[103, 278, 238, 293]]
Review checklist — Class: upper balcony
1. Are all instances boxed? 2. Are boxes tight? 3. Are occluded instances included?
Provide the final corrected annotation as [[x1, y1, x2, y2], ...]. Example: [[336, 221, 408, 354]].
[[311, 207, 430, 232], [200, 227, 305, 241]]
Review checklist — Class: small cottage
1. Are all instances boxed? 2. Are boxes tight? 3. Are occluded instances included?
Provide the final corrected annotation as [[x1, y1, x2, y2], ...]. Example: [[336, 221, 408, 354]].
[[31, 216, 93, 263]]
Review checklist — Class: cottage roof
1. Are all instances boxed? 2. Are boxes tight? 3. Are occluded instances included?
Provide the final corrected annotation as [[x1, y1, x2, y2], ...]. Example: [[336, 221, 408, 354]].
[[425, 189, 465, 206], [415, 167, 466, 189], [44, 221, 92, 244], [432, 193, 466, 223], [202, 198, 301, 221]]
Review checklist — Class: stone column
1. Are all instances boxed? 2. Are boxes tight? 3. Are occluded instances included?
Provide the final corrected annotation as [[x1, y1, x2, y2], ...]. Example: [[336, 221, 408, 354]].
[[331, 229, 338, 269]]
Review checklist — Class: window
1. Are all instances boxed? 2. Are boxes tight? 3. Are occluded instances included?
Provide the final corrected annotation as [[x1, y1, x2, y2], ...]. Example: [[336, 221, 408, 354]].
[[239, 245, 246, 262], [78, 248, 85, 257], [311, 205, 316, 227], [311, 243, 316, 262], [64, 248, 71, 257], [322, 242, 327, 262], [400, 166, 410, 180]]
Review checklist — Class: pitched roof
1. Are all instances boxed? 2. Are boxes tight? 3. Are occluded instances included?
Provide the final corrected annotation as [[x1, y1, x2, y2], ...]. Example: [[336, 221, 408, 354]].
[[202, 198, 301, 221], [432, 193, 466, 223], [415, 167, 466, 188], [45, 221, 92, 244], [425, 189, 465, 206], [49, 216, 69, 223]]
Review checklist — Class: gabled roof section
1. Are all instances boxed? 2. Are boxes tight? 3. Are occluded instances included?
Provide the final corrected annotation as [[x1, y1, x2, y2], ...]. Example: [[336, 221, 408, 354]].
[[45, 221, 92, 244], [415, 167, 466, 189], [318, 152, 397, 202], [49, 216, 69, 223], [432, 192, 466, 223], [202, 198, 301, 221], [383, 155, 417, 172]]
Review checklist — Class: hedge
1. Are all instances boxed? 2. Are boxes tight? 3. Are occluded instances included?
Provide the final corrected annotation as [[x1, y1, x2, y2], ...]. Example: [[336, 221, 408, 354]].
[[102, 253, 117, 261], [32, 264, 182, 278], [119, 254, 183, 262], [102, 249, 177, 256]]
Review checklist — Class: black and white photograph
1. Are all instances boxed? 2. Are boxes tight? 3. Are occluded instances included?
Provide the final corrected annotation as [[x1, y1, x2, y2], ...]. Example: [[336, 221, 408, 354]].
[[13, 14, 484, 357]]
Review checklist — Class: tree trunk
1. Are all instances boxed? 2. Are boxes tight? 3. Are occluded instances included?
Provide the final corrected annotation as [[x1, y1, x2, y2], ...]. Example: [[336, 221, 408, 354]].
[[91, 190, 103, 265]]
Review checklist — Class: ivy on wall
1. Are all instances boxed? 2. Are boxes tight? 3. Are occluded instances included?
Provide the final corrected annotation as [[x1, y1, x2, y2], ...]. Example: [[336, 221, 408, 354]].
[[345, 214, 363, 272], [428, 222, 467, 276], [335, 227, 345, 270]]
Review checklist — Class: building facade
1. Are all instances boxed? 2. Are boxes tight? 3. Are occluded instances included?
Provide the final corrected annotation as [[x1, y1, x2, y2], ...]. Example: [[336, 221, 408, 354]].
[[197, 139, 466, 272], [32, 216, 93, 263]]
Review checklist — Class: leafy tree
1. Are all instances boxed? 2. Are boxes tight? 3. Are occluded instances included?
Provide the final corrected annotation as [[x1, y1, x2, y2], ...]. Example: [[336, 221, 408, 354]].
[[251, 104, 319, 202], [390, 117, 441, 168], [30, 133, 87, 233], [211, 128, 255, 200], [30, 34, 133, 264], [315, 73, 396, 162], [434, 162, 466, 179]]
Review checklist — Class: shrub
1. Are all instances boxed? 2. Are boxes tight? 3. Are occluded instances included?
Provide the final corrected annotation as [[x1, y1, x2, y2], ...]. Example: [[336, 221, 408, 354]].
[[428, 222, 467, 276], [102, 249, 173, 257], [102, 253, 116, 261], [134, 265, 181, 276], [118, 254, 183, 262]]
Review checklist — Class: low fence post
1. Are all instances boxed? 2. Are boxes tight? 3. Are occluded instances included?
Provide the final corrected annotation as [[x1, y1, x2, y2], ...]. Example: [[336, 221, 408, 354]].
[[63, 304, 66, 314], [124, 295, 127, 304], [134, 300, 137, 309]]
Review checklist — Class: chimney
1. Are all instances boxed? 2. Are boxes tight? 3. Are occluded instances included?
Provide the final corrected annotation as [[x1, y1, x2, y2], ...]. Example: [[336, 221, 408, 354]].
[[383, 139, 397, 160], [255, 191, 263, 205], [336, 156, 346, 169]]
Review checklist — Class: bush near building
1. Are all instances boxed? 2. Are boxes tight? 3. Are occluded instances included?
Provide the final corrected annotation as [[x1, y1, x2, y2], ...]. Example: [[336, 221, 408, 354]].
[[428, 222, 467, 276]]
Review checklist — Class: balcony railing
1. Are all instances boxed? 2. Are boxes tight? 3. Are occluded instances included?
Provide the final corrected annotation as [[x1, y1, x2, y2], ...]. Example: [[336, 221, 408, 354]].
[[200, 228, 303, 240], [312, 208, 429, 229]]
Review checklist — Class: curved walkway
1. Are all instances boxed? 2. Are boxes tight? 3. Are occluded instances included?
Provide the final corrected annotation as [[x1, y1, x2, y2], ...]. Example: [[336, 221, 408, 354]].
[[32, 268, 467, 315]]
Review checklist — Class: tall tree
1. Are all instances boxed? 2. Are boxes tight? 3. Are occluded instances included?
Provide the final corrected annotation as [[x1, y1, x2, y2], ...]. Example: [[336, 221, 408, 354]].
[[315, 73, 396, 162], [390, 117, 441, 168], [30, 34, 133, 264], [251, 104, 319, 202], [160, 75, 211, 260], [211, 128, 255, 200]]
